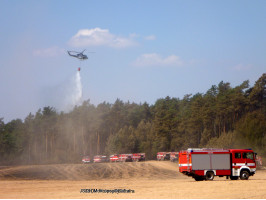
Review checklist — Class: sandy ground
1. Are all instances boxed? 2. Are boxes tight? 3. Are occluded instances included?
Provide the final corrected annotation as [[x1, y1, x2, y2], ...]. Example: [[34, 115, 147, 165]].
[[0, 161, 265, 199]]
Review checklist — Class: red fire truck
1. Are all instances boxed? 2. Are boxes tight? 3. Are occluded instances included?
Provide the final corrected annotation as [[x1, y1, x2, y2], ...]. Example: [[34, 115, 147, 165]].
[[132, 153, 146, 162], [109, 154, 119, 162], [157, 152, 170, 161], [179, 148, 256, 181], [93, 155, 108, 163], [82, 155, 91, 163], [119, 154, 133, 162], [170, 152, 179, 162]]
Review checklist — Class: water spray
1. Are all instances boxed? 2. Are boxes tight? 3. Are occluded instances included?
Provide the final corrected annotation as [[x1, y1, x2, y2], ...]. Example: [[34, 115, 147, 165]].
[[72, 69, 82, 106]]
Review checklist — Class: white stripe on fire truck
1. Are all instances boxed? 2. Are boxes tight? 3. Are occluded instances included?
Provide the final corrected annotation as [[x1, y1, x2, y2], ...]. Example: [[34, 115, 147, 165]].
[[178, 163, 255, 167], [247, 163, 256, 166], [232, 163, 255, 166], [179, 164, 192, 167]]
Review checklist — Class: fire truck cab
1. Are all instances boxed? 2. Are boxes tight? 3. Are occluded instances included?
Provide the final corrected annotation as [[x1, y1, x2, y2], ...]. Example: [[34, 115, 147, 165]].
[[179, 148, 256, 181]]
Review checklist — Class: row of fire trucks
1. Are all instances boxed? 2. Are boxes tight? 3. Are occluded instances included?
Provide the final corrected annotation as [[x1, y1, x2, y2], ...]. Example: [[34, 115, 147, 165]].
[[109, 153, 146, 162], [82, 153, 146, 163], [157, 152, 179, 162], [83, 148, 259, 181]]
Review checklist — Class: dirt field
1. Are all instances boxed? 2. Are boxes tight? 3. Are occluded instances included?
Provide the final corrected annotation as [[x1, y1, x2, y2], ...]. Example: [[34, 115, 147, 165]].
[[0, 161, 265, 199]]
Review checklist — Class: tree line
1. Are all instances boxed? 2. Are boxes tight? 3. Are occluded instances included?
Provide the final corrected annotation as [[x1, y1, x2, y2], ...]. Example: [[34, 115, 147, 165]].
[[0, 73, 265, 165]]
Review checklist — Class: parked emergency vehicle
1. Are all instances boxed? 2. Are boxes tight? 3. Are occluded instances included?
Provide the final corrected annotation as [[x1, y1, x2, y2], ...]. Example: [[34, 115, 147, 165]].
[[170, 152, 179, 162], [132, 153, 146, 162], [82, 156, 91, 163], [93, 155, 108, 163], [157, 152, 170, 161], [119, 154, 133, 162], [179, 148, 256, 181], [109, 154, 119, 162]]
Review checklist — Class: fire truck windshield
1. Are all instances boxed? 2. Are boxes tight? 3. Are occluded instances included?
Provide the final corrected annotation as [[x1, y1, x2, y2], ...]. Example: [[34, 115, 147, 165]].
[[243, 152, 254, 160]]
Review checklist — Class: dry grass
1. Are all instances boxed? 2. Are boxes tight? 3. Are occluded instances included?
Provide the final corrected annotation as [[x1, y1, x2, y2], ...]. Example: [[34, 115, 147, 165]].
[[0, 161, 265, 199]]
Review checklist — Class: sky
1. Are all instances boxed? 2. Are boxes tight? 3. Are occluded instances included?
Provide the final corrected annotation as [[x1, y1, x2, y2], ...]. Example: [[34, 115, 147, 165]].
[[0, 0, 265, 122]]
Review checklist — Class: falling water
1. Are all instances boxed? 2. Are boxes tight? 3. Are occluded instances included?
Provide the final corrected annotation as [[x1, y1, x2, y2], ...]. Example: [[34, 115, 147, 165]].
[[42, 69, 83, 112], [71, 70, 82, 106], [61, 70, 83, 111]]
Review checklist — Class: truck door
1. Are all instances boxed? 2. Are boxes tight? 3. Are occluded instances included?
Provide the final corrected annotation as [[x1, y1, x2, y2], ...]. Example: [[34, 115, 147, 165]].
[[232, 151, 244, 176], [233, 152, 244, 163], [243, 152, 256, 167]]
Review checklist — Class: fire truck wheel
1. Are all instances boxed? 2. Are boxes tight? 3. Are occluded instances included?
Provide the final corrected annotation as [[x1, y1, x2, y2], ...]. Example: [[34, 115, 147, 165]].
[[240, 170, 250, 180], [206, 171, 214, 181]]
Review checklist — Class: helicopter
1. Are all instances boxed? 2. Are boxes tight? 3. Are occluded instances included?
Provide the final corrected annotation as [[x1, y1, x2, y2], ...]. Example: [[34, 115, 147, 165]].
[[67, 49, 91, 60]]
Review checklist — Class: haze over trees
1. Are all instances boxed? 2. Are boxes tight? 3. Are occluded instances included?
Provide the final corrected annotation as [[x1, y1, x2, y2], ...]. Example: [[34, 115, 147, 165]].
[[0, 73, 265, 165]]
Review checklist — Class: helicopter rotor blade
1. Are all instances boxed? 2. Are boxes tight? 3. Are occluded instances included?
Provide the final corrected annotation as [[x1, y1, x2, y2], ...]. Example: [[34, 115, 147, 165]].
[[69, 51, 80, 53]]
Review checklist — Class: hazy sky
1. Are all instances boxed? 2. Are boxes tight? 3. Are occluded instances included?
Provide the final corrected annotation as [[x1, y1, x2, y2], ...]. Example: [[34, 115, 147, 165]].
[[0, 0, 265, 122]]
